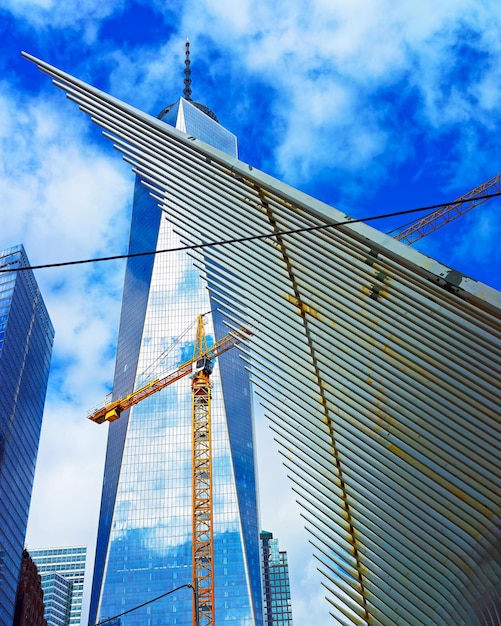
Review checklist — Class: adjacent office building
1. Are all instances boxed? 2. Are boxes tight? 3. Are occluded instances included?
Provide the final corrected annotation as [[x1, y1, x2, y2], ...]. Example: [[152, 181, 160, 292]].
[[39, 572, 72, 626], [31, 546, 87, 626], [86, 52, 263, 625], [0, 244, 54, 626], [13, 549, 46, 626], [260, 532, 293, 625]]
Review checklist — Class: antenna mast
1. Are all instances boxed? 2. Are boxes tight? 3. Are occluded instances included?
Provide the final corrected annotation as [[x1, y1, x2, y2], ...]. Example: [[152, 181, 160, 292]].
[[184, 38, 193, 101]]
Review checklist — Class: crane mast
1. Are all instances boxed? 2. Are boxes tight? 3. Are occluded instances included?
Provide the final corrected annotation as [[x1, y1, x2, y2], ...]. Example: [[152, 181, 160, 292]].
[[88, 316, 252, 626], [191, 315, 215, 626]]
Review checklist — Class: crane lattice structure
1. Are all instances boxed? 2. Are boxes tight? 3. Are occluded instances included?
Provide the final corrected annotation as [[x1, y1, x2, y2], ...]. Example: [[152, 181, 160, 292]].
[[393, 172, 501, 244], [191, 315, 215, 626], [88, 316, 251, 626]]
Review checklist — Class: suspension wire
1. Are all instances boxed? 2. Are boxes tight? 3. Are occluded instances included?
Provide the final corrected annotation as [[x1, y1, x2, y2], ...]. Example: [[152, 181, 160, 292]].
[[2, 191, 500, 274], [136, 311, 212, 385], [137, 318, 197, 385], [94, 583, 194, 625]]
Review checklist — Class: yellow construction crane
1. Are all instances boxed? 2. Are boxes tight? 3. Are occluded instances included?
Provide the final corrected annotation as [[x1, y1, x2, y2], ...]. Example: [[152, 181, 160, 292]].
[[392, 173, 501, 244], [88, 316, 252, 626]]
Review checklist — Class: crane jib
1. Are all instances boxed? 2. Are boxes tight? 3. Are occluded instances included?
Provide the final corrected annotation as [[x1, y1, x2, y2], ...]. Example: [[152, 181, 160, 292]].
[[87, 326, 252, 427]]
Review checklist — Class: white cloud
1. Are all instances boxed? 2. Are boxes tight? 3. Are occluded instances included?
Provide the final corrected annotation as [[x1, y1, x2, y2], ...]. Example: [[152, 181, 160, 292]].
[[161, 0, 501, 198], [105, 41, 184, 115], [2, 0, 124, 37], [0, 87, 131, 255], [449, 203, 501, 270], [26, 410, 106, 547], [25, 405, 107, 625], [0, 85, 132, 455], [0, 84, 131, 557], [15, 0, 496, 203], [13, 0, 501, 198]]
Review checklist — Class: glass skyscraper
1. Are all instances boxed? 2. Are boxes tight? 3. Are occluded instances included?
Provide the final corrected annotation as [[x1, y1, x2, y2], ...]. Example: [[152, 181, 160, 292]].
[[260, 532, 293, 625], [88, 96, 262, 625], [31, 545, 87, 626], [0, 244, 54, 626]]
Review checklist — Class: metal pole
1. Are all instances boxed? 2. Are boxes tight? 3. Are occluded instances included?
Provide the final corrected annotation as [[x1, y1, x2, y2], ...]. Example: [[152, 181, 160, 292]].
[[193, 578, 200, 626]]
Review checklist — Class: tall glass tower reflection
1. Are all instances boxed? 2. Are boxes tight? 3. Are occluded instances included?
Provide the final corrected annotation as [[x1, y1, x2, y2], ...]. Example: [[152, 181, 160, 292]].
[[88, 55, 262, 626], [0, 245, 54, 625]]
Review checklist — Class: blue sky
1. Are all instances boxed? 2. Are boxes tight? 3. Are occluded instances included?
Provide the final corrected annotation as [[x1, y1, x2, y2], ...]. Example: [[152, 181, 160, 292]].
[[1, 2, 501, 625]]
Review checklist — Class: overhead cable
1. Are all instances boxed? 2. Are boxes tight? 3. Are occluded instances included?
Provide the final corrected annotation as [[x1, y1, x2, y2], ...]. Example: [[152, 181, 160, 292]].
[[94, 583, 194, 625], [2, 191, 500, 273]]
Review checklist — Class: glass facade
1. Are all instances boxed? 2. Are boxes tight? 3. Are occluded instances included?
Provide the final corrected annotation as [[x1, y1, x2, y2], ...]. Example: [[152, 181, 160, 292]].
[[0, 244, 54, 626], [31, 545, 87, 626], [160, 98, 238, 156], [89, 102, 262, 625], [40, 572, 72, 626], [260, 532, 293, 626]]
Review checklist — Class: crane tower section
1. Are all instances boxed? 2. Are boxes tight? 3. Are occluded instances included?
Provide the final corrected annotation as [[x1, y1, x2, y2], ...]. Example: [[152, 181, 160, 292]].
[[191, 316, 215, 626], [87, 316, 252, 626]]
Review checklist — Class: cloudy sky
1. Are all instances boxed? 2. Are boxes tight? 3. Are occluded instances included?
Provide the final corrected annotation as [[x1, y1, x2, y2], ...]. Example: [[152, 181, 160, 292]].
[[2, 1, 501, 624]]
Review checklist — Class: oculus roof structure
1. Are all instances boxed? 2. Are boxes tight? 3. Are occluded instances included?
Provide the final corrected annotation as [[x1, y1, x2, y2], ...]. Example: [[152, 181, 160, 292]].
[[23, 52, 501, 626]]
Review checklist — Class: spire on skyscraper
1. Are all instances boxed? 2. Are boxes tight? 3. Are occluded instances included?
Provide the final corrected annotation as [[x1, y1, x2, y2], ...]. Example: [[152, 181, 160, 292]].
[[157, 38, 219, 123], [184, 38, 192, 101]]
